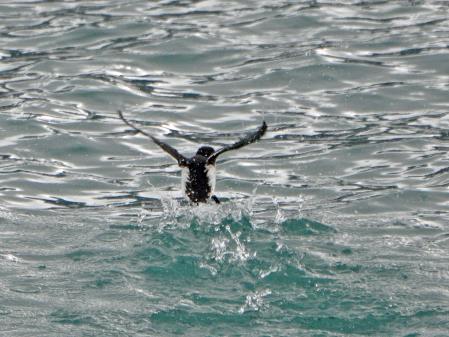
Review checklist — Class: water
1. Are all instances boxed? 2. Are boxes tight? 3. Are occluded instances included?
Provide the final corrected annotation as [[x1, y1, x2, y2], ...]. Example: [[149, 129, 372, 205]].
[[1, 0, 449, 336]]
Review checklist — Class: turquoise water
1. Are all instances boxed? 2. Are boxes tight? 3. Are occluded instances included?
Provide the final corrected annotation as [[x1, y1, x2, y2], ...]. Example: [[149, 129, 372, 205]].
[[1, 1, 449, 336]]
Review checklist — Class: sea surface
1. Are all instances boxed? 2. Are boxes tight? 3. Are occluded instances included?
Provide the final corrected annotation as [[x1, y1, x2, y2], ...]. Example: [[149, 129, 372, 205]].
[[1, 1, 449, 336]]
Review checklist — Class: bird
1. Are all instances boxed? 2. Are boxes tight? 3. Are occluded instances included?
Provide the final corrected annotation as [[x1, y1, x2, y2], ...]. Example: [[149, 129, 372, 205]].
[[118, 110, 267, 204]]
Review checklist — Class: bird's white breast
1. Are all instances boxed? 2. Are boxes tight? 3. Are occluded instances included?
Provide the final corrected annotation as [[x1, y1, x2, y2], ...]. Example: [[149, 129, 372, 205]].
[[181, 166, 189, 197], [206, 164, 216, 195], [181, 164, 216, 199]]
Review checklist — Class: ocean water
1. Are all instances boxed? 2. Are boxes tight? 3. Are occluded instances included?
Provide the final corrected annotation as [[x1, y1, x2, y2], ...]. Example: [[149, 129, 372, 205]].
[[1, 0, 449, 336]]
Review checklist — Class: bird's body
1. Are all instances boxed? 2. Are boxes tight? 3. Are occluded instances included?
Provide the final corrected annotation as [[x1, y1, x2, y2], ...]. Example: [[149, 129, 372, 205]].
[[118, 111, 267, 204], [181, 155, 216, 203]]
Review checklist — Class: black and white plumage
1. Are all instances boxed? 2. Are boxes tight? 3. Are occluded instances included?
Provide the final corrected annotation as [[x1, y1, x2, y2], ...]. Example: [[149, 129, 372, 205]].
[[118, 110, 267, 204]]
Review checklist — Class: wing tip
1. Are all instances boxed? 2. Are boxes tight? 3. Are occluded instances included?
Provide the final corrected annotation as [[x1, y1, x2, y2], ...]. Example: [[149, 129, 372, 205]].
[[260, 120, 268, 135], [117, 110, 129, 125]]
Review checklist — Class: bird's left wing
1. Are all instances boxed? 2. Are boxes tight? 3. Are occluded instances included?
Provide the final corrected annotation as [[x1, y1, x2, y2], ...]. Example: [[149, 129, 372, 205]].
[[118, 110, 188, 166]]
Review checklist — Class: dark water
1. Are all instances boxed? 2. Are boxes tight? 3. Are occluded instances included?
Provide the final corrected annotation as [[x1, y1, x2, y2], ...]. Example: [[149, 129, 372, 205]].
[[1, 1, 449, 336]]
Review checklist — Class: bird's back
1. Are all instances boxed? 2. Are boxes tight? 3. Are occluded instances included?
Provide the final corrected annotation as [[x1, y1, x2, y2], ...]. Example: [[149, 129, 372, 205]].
[[182, 155, 215, 203]]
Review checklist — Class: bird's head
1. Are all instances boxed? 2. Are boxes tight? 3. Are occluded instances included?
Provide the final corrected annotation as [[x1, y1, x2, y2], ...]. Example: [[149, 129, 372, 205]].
[[196, 146, 215, 158]]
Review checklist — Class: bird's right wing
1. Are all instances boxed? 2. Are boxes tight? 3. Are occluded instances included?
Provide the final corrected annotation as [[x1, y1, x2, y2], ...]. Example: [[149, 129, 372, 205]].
[[118, 110, 188, 166], [207, 121, 267, 164]]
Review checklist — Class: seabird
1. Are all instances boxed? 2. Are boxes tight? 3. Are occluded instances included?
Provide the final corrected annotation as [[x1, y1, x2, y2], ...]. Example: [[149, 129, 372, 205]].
[[118, 110, 267, 204]]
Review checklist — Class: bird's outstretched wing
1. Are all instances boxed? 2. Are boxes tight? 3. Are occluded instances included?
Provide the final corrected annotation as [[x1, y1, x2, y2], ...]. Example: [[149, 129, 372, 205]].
[[207, 121, 267, 164], [118, 110, 188, 166]]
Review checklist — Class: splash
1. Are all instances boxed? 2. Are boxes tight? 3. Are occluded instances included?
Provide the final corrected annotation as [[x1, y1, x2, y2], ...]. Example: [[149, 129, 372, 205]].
[[224, 224, 254, 263], [156, 195, 255, 228], [238, 288, 272, 314]]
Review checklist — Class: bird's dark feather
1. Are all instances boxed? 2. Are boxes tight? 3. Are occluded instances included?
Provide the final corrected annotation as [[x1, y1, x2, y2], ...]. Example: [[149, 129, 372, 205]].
[[207, 121, 267, 164]]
